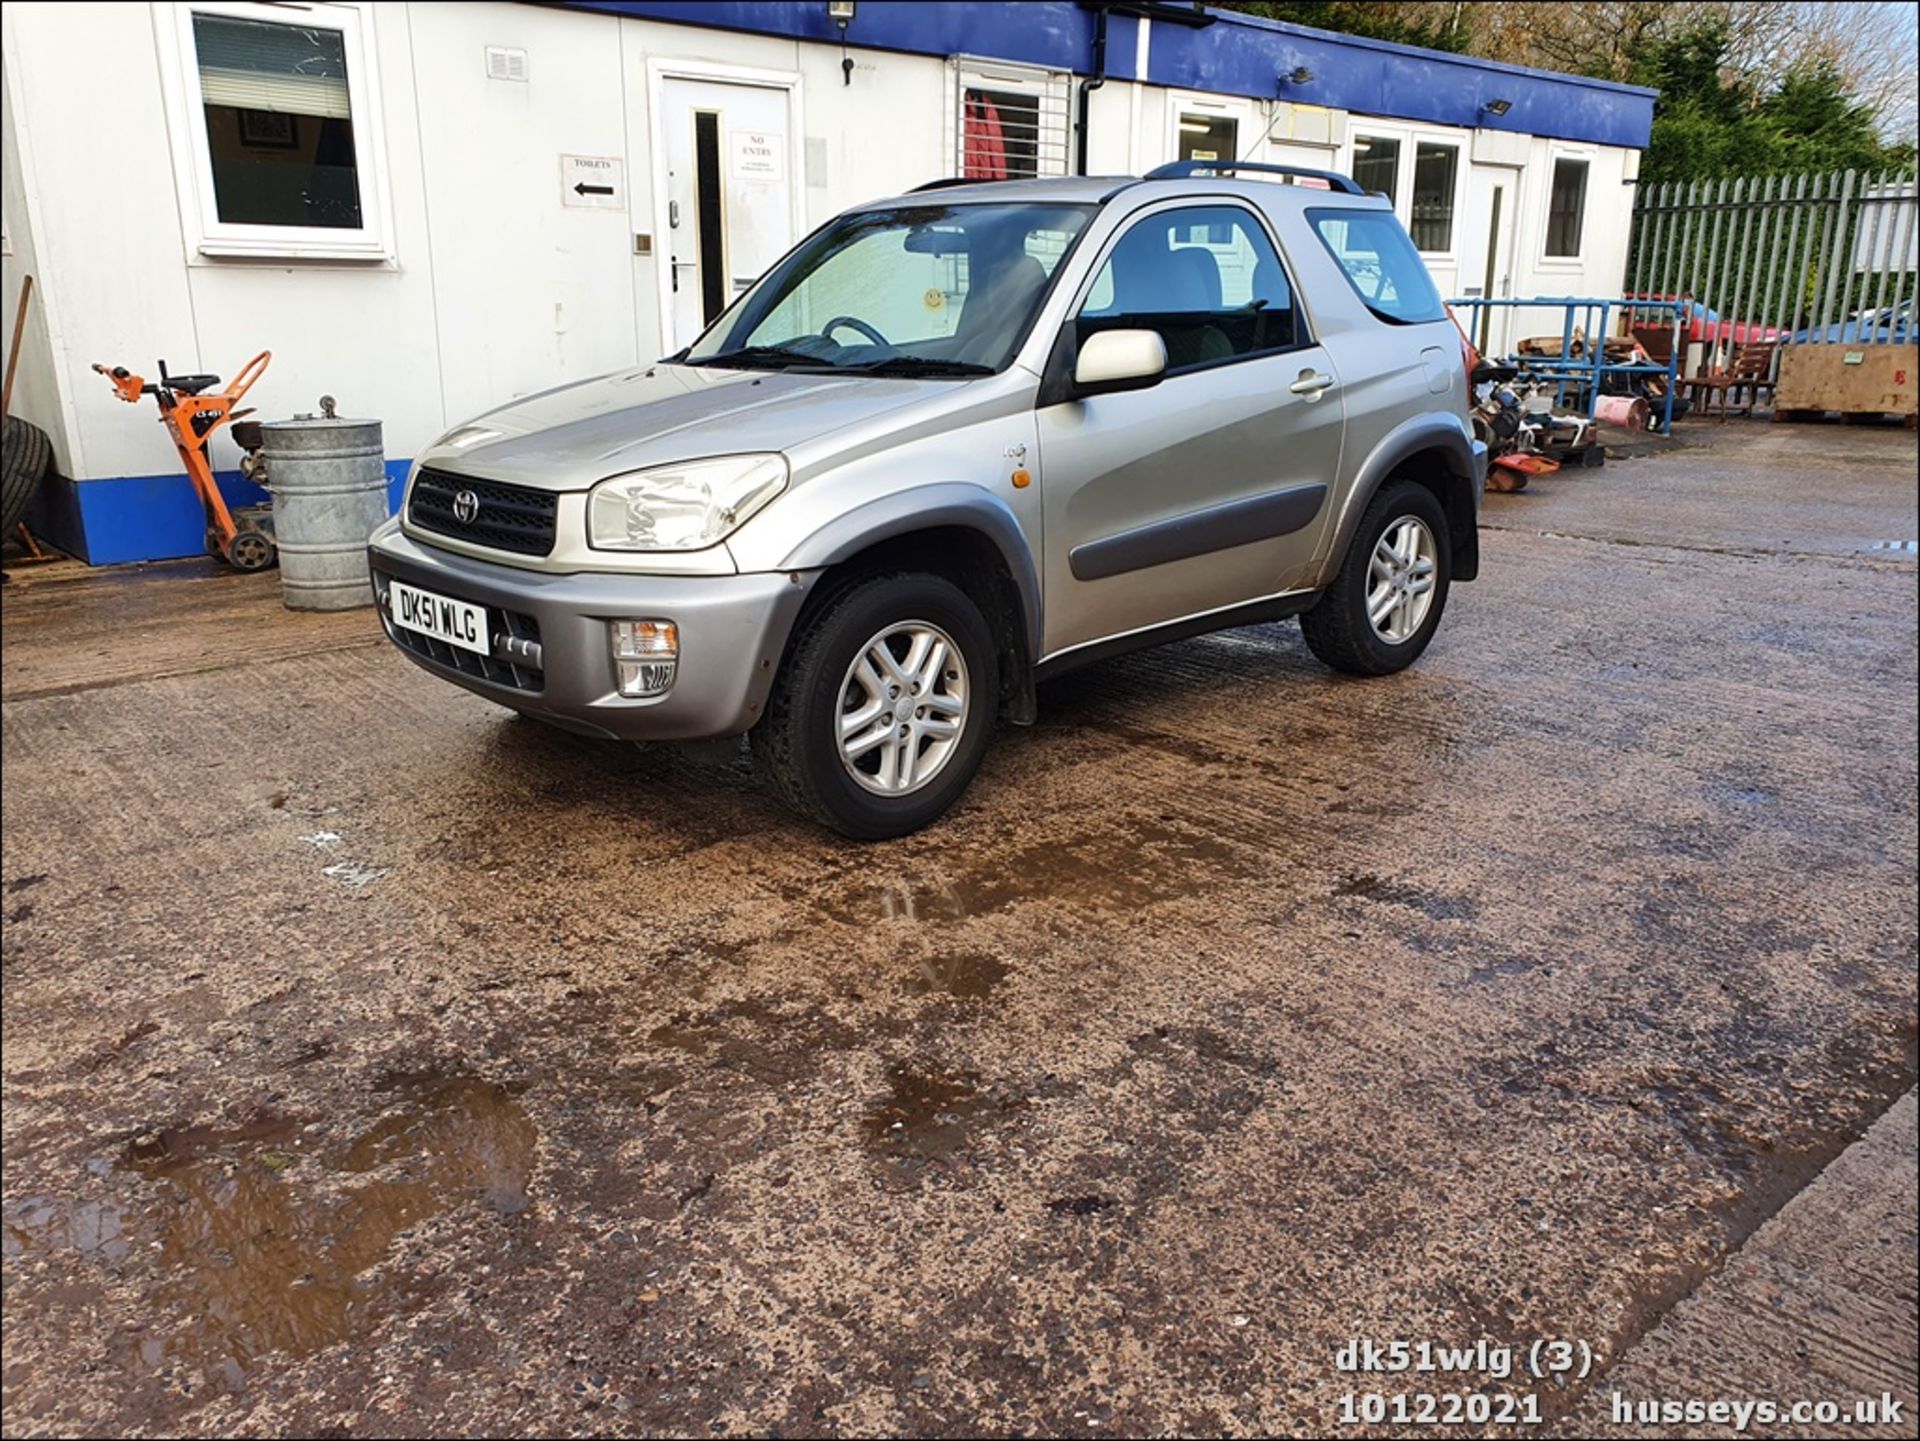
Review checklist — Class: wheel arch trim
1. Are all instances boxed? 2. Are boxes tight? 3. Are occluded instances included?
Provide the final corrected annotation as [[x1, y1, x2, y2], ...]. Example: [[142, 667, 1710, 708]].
[[1324, 414, 1485, 583], [772, 483, 1042, 661]]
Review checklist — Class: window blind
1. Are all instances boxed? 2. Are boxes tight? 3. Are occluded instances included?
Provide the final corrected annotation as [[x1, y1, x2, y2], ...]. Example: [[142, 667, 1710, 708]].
[[194, 13, 351, 120]]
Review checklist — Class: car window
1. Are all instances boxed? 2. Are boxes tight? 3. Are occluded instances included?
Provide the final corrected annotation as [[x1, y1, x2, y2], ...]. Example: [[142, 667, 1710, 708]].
[[689, 203, 1094, 373], [1077, 205, 1300, 371], [1307, 208, 1445, 324]]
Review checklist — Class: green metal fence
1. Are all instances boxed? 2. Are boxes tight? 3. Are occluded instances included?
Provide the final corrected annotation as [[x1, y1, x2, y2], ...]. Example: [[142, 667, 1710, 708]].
[[1627, 170, 1917, 347]]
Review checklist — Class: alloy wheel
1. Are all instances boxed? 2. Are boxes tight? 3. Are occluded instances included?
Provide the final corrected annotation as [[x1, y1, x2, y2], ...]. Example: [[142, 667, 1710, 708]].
[[836, 621, 970, 796]]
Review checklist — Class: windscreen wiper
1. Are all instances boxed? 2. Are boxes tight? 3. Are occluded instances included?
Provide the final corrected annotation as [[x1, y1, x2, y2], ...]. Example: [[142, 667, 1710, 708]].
[[841, 356, 996, 377], [684, 345, 827, 370]]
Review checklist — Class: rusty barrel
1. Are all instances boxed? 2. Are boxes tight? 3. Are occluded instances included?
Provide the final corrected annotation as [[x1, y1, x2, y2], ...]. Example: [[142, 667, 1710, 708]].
[[260, 413, 387, 610]]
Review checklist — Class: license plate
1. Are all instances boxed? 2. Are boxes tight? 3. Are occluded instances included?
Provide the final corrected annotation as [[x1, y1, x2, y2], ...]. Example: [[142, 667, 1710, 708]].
[[387, 579, 490, 656]]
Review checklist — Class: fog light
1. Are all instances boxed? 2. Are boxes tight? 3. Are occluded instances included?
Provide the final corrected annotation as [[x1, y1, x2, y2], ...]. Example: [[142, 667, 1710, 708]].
[[611, 619, 678, 697]]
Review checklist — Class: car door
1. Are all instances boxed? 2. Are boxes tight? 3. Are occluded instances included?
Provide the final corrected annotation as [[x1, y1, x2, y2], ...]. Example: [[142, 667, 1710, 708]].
[[1034, 200, 1346, 659]]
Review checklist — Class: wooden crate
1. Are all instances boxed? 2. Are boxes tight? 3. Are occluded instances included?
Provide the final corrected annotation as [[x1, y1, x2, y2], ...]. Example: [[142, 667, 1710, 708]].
[[1774, 343, 1918, 419]]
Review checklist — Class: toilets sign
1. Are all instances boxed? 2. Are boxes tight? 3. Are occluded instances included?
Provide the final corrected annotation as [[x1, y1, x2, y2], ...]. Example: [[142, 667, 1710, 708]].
[[561, 155, 623, 210]]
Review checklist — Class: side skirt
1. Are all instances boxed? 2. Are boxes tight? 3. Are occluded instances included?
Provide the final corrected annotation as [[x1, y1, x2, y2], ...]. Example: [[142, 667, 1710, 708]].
[[1032, 590, 1318, 685]]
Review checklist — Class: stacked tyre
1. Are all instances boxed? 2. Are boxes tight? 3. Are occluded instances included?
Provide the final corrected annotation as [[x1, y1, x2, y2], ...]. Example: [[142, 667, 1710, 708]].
[[2, 414, 51, 534]]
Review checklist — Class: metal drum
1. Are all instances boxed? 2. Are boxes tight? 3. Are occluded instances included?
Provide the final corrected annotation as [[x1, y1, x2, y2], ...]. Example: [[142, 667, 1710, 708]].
[[261, 409, 387, 610]]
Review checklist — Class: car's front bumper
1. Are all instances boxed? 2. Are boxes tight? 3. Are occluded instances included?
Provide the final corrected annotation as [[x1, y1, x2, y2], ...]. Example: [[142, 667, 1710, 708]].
[[367, 523, 816, 741]]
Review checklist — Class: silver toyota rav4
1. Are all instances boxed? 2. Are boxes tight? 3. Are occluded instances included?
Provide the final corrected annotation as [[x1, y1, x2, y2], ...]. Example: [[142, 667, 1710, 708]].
[[369, 162, 1485, 838]]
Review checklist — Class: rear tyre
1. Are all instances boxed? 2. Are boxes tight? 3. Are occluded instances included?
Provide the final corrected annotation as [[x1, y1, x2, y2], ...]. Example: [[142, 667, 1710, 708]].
[[1, 415, 52, 535], [1300, 479, 1451, 676], [752, 572, 998, 839]]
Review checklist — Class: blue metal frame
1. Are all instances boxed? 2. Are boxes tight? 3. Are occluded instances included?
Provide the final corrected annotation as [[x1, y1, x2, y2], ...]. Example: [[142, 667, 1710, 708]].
[[1447, 296, 1685, 436]]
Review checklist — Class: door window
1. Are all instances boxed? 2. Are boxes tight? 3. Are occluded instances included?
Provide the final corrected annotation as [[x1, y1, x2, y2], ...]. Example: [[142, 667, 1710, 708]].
[[1078, 206, 1299, 371], [1410, 143, 1458, 253], [1352, 135, 1401, 203], [1178, 113, 1238, 164], [1546, 157, 1589, 257], [692, 111, 727, 323]]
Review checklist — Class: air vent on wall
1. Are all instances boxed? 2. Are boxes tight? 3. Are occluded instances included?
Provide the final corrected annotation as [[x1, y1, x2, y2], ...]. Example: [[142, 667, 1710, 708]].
[[486, 46, 529, 82]]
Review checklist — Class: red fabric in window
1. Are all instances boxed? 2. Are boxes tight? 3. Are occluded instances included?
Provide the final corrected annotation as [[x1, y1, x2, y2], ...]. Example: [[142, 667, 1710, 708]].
[[964, 97, 1008, 180]]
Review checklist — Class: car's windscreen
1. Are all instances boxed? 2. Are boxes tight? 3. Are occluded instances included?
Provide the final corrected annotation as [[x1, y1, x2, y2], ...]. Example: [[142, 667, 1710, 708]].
[[683, 202, 1096, 376], [1307, 208, 1446, 325]]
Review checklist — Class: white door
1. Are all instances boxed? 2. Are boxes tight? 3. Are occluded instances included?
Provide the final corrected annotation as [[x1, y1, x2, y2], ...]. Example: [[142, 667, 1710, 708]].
[[658, 77, 796, 352], [1464, 165, 1519, 356]]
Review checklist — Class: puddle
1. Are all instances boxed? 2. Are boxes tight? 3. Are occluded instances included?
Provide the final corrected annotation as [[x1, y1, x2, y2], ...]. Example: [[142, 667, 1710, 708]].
[[3, 1195, 134, 1262], [845, 823, 1247, 922], [1334, 872, 1479, 921], [910, 953, 1010, 999], [321, 860, 390, 889], [109, 1076, 534, 1386], [645, 1007, 812, 1086], [861, 1065, 986, 1163], [1707, 779, 1779, 808]]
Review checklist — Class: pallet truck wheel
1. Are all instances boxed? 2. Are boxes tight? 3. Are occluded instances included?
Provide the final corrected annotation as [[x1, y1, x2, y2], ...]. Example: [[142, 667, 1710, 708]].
[[227, 530, 277, 572]]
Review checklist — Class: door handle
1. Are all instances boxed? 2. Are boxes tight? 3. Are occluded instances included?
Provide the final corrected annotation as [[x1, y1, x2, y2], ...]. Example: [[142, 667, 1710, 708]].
[[1290, 371, 1336, 397]]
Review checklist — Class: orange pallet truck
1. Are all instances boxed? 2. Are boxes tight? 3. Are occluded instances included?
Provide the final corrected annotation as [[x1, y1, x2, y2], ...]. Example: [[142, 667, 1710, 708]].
[[92, 351, 277, 571]]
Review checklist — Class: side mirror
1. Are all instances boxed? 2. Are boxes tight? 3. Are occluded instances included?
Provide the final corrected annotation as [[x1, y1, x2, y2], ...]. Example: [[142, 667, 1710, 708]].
[[1074, 328, 1167, 395]]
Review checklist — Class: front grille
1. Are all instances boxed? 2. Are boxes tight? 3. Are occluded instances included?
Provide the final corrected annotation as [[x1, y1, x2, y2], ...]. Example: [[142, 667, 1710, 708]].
[[379, 583, 545, 694], [409, 468, 558, 557]]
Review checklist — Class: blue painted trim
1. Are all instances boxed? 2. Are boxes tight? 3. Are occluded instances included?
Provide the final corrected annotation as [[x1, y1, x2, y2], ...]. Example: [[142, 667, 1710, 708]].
[[559, 1, 1653, 148], [64, 459, 411, 567], [562, 1, 1136, 78], [1148, 12, 1655, 149]]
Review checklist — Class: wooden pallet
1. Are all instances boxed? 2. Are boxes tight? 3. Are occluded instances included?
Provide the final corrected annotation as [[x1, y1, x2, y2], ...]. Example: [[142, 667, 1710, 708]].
[[1772, 407, 1919, 428]]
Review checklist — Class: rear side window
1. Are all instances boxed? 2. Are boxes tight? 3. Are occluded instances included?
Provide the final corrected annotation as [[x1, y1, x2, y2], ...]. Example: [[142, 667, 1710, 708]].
[[1308, 208, 1445, 324], [1078, 204, 1300, 371]]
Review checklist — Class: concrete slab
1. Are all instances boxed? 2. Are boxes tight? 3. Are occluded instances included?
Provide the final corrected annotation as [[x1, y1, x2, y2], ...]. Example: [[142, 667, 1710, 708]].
[[3, 423, 1916, 1436], [1569, 1090, 1916, 1437]]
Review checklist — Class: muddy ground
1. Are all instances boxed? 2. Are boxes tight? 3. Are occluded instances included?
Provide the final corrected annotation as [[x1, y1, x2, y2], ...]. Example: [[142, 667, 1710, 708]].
[[3, 420, 1916, 1437]]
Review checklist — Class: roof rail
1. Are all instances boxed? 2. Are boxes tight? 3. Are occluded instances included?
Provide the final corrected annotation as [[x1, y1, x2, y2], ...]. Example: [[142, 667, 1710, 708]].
[[908, 177, 985, 193], [1144, 160, 1364, 195]]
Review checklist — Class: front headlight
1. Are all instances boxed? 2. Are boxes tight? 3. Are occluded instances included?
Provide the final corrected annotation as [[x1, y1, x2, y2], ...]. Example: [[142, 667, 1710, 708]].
[[587, 454, 788, 552]]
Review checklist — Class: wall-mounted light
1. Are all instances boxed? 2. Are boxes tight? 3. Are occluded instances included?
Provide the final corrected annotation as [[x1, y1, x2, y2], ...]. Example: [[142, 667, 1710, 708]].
[[1279, 65, 1314, 86], [828, 0, 856, 85], [1482, 97, 1513, 116]]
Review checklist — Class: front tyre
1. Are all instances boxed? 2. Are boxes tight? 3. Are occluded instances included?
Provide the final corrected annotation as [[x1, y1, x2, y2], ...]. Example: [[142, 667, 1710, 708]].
[[752, 573, 998, 839], [1300, 479, 1451, 676]]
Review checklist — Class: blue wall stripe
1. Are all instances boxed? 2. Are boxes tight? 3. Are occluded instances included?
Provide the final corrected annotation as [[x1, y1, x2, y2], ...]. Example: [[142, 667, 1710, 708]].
[[53, 460, 411, 567], [562, 0, 1654, 148], [1148, 11, 1655, 148], [565, 0, 1133, 79]]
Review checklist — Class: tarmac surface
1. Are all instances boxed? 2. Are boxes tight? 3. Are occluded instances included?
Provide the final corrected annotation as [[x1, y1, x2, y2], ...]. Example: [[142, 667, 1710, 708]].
[[3, 419, 1916, 1437]]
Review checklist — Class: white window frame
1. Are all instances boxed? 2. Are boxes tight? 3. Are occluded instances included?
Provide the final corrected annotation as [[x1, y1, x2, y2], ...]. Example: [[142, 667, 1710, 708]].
[[155, 0, 393, 262], [1349, 125, 1410, 208], [946, 56, 1072, 180], [1540, 146, 1593, 266], [1346, 122, 1466, 263], [1407, 135, 1463, 260]]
